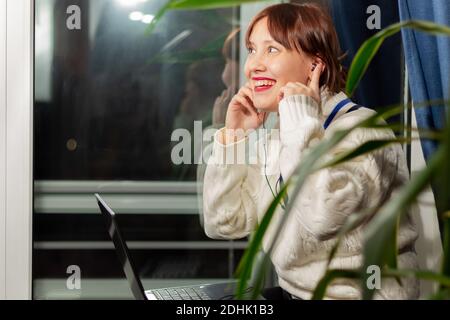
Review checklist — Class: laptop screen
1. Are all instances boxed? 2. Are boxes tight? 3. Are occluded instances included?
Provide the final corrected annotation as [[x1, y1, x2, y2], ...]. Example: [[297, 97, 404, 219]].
[[95, 193, 147, 300]]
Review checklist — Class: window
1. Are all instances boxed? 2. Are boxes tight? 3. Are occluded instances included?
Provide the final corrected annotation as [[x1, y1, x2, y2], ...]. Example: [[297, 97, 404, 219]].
[[33, 0, 249, 299], [33, 0, 403, 299]]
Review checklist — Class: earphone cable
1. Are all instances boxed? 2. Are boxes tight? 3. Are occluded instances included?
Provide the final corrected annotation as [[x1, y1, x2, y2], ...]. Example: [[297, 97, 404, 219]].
[[262, 113, 285, 210]]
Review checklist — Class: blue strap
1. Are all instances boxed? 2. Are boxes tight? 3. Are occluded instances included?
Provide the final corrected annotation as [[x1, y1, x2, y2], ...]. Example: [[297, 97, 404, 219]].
[[346, 105, 362, 113], [323, 98, 352, 130], [278, 98, 361, 209]]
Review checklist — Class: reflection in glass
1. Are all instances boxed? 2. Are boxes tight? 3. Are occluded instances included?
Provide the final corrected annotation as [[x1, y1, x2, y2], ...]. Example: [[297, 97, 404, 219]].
[[35, 0, 234, 181], [33, 0, 243, 300]]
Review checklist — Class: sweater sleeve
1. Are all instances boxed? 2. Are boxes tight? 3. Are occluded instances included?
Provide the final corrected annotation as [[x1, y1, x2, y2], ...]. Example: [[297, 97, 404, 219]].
[[202, 127, 259, 240], [279, 95, 399, 240]]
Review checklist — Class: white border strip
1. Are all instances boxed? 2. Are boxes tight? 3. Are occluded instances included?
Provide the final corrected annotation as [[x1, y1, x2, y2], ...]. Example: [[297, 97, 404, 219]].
[[0, 0, 7, 300], [4, 0, 33, 299]]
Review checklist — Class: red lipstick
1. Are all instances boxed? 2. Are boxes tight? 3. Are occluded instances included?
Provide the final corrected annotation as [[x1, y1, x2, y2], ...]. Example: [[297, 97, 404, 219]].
[[252, 77, 276, 81], [252, 77, 276, 93]]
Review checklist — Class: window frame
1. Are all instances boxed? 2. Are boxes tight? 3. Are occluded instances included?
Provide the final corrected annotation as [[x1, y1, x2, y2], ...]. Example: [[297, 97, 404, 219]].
[[0, 0, 34, 299]]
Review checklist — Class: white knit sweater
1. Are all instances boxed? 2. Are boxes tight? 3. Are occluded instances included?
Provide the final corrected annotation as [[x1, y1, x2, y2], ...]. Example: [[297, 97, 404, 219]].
[[202, 90, 419, 300]]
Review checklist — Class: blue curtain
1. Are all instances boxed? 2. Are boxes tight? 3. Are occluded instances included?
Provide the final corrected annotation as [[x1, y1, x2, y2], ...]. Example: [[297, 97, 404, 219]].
[[330, 0, 403, 121], [398, 0, 450, 161]]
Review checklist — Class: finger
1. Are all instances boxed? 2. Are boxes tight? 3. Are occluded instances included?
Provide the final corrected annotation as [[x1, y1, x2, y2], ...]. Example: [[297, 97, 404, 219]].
[[235, 95, 257, 116], [293, 82, 309, 90], [244, 82, 254, 95], [309, 61, 323, 91], [277, 86, 294, 102], [284, 82, 302, 88], [281, 83, 308, 96], [231, 98, 249, 116], [240, 87, 257, 110], [241, 86, 255, 102]]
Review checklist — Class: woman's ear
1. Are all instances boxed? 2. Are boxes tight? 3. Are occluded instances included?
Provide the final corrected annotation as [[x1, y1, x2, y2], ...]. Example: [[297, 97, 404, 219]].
[[311, 56, 325, 72]]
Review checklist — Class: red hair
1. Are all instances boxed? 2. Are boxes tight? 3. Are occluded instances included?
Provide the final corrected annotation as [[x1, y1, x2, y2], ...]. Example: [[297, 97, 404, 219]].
[[245, 3, 346, 93]]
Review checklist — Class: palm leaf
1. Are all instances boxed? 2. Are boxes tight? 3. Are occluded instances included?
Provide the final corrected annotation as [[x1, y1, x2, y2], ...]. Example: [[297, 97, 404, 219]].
[[145, 0, 271, 35], [170, 0, 269, 10], [313, 267, 450, 300], [346, 20, 450, 96], [323, 208, 377, 269], [438, 101, 450, 283], [144, 1, 172, 36], [429, 288, 450, 300], [441, 211, 450, 285], [313, 109, 448, 299], [234, 181, 289, 298], [312, 269, 360, 300], [320, 138, 413, 169], [362, 143, 446, 299], [236, 103, 413, 298], [383, 268, 450, 287]]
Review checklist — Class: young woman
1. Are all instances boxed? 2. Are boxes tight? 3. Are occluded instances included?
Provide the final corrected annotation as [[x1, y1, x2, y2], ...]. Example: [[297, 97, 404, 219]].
[[201, 3, 419, 300]]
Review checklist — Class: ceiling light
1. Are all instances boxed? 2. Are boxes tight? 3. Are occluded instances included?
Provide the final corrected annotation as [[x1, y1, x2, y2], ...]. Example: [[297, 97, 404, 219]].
[[141, 14, 155, 24], [129, 11, 143, 21]]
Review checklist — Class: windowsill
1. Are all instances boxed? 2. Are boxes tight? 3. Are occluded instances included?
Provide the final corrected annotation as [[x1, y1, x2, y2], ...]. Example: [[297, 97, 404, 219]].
[[33, 278, 232, 300]]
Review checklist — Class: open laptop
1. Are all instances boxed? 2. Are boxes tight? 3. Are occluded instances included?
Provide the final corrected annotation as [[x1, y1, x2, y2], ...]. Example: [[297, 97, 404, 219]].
[[95, 193, 254, 300]]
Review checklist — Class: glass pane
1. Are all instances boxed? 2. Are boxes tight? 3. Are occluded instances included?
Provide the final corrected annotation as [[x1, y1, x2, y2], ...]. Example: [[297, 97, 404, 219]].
[[33, 0, 244, 300], [34, 0, 238, 181], [33, 0, 403, 300]]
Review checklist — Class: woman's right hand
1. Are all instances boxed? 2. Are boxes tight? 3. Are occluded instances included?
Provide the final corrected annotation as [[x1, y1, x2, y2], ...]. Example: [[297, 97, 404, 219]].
[[222, 82, 265, 144]]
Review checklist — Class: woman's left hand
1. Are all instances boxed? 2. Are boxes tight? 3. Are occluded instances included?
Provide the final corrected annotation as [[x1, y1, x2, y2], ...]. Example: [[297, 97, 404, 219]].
[[278, 62, 324, 105]]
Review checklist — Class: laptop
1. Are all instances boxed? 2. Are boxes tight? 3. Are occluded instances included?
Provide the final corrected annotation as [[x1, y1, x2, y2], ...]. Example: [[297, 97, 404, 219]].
[[95, 193, 254, 300]]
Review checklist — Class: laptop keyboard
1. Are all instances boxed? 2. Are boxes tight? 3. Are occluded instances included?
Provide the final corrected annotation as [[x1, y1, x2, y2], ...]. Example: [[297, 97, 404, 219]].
[[152, 287, 212, 300]]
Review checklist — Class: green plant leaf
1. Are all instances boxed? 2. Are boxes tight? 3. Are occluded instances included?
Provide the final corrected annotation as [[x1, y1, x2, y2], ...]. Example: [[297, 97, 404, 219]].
[[429, 288, 450, 300], [441, 211, 450, 282], [169, 0, 270, 10], [383, 268, 450, 287], [362, 144, 446, 299], [434, 99, 450, 237], [364, 124, 443, 141], [437, 101, 450, 283], [145, 0, 272, 35], [236, 103, 408, 298], [311, 207, 379, 300], [144, 1, 172, 36], [316, 99, 449, 299], [236, 99, 447, 299], [250, 252, 271, 300], [384, 220, 399, 273], [319, 138, 412, 169], [324, 208, 377, 269], [311, 269, 360, 300], [346, 20, 450, 96], [234, 182, 289, 298], [313, 267, 450, 300], [147, 32, 228, 65]]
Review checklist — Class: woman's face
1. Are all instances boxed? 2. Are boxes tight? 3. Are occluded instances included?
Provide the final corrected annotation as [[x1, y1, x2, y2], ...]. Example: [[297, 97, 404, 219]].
[[244, 17, 314, 112]]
